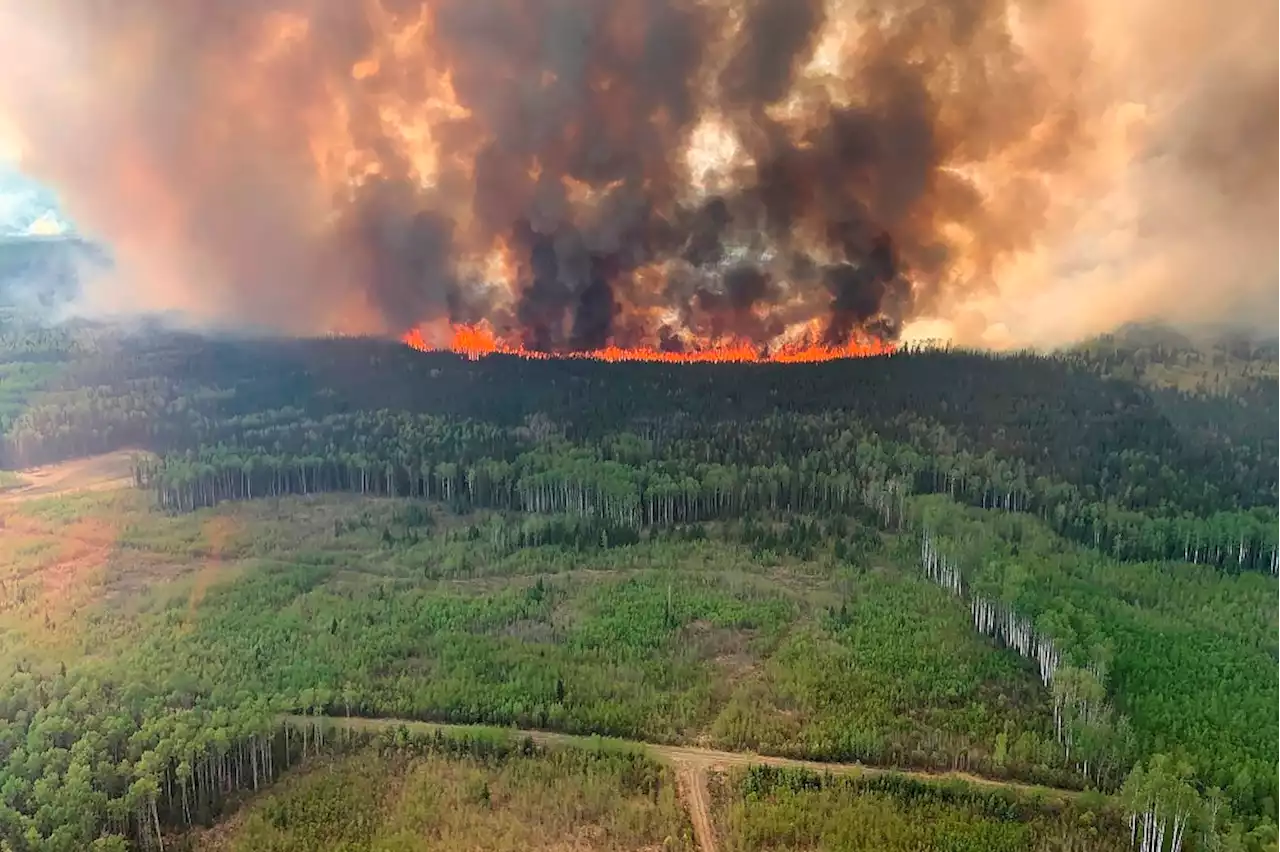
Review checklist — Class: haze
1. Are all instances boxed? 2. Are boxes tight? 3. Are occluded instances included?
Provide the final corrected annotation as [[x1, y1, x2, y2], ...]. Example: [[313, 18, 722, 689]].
[[0, 0, 1274, 350]]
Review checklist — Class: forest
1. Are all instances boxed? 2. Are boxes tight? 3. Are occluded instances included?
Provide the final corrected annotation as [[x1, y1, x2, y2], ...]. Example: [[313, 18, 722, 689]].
[[0, 315, 1276, 851]]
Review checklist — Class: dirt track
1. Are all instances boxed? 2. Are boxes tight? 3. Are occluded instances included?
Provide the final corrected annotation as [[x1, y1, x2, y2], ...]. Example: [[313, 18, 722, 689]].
[[676, 763, 717, 852], [289, 715, 1084, 852]]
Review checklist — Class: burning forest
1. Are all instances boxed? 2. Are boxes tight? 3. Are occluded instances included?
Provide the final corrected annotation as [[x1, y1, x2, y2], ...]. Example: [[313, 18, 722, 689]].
[[0, 0, 1275, 357]]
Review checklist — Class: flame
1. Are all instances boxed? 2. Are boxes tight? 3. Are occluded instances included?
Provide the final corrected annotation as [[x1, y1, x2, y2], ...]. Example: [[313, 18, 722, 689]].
[[402, 322, 893, 363]]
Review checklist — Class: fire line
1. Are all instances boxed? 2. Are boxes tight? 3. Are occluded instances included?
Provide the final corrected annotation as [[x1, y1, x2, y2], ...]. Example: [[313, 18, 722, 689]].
[[402, 324, 895, 363]]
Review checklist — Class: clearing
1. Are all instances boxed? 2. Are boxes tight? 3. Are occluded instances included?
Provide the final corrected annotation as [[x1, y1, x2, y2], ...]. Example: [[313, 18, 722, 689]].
[[195, 743, 695, 852], [294, 715, 1086, 852], [0, 450, 141, 502]]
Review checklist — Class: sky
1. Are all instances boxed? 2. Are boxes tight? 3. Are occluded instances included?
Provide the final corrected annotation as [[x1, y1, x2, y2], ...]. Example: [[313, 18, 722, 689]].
[[0, 121, 72, 237], [0, 165, 73, 237]]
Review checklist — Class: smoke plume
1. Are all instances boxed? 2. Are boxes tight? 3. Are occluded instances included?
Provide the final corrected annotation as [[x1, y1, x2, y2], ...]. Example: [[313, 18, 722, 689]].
[[0, 0, 1274, 351]]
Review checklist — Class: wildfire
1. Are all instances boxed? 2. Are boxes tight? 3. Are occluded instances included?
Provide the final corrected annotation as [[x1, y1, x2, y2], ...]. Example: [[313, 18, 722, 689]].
[[402, 323, 894, 363], [6, 0, 1168, 353]]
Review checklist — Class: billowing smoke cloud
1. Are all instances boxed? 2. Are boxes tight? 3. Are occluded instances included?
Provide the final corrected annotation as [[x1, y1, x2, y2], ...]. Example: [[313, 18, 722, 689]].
[[0, 0, 1273, 351], [920, 0, 1279, 349]]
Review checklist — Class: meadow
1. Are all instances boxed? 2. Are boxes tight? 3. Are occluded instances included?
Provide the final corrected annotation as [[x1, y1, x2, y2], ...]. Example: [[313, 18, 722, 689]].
[[712, 765, 1126, 852], [193, 733, 694, 852]]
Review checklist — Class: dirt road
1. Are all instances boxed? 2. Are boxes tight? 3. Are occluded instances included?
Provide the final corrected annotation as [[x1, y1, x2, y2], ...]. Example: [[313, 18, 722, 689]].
[[676, 763, 717, 852], [288, 715, 1084, 852]]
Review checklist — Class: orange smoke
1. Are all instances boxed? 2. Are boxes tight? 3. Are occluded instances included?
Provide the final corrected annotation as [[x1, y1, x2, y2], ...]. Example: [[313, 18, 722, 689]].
[[402, 322, 893, 363]]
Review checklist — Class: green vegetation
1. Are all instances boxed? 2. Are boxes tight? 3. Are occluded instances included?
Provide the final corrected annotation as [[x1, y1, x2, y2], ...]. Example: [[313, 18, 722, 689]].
[[910, 496, 1279, 821], [710, 567, 1052, 775], [0, 491, 1079, 851], [716, 765, 1127, 852], [0, 316, 1275, 850], [198, 728, 692, 852]]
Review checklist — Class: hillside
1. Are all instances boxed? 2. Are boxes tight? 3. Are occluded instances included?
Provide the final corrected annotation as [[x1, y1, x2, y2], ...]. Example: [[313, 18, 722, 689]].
[[0, 317, 1276, 851]]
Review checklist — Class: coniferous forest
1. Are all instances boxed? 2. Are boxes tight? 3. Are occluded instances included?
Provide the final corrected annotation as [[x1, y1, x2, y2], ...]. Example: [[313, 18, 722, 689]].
[[0, 314, 1276, 851]]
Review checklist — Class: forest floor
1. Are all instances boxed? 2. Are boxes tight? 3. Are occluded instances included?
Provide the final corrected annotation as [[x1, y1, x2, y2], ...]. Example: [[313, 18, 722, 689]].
[[0, 450, 140, 502], [291, 715, 1085, 852]]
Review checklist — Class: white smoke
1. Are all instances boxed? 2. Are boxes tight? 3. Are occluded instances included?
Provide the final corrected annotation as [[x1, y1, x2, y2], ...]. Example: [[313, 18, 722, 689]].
[[0, 165, 73, 236]]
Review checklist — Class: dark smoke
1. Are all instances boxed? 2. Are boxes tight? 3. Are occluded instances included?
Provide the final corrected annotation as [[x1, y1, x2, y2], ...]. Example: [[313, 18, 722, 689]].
[[1, 0, 1114, 349]]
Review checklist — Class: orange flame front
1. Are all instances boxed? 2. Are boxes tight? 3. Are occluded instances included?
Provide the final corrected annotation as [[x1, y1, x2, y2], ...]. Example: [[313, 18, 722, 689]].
[[402, 323, 893, 363]]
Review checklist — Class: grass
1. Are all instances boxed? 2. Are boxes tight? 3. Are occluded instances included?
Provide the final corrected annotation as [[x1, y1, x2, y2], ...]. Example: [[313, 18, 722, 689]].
[[709, 568, 1047, 768], [711, 765, 1126, 852], [0, 488, 257, 665], [195, 744, 694, 852]]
